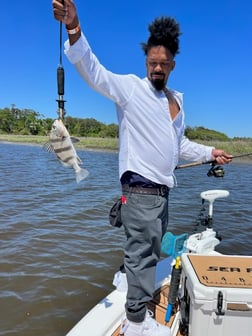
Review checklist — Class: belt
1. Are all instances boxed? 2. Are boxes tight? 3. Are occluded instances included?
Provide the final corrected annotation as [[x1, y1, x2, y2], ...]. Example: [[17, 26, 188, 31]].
[[122, 184, 169, 196]]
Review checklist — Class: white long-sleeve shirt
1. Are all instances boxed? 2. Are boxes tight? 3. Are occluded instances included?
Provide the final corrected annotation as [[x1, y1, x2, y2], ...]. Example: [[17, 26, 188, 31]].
[[64, 33, 213, 187]]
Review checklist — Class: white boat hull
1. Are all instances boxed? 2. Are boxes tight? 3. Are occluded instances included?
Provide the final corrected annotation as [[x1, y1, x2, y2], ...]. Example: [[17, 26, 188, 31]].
[[66, 257, 173, 336]]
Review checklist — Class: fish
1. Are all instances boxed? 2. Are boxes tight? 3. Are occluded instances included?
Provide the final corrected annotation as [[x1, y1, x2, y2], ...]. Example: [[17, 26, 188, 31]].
[[44, 119, 89, 183]]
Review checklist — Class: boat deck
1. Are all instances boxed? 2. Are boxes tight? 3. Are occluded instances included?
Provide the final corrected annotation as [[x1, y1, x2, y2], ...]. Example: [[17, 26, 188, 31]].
[[112, 284, 183, 336]]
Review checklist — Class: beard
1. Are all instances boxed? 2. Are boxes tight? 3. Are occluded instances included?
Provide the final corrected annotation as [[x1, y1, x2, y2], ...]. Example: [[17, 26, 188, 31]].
[[150, 72, 165, 91]]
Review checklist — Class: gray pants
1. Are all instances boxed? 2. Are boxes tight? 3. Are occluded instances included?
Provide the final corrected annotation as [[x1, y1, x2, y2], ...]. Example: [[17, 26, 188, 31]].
[[121, 191, 169, 322]]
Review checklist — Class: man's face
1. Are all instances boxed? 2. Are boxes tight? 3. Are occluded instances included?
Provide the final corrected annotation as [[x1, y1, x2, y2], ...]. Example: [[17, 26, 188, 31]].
[[146, 46, 175, 91]]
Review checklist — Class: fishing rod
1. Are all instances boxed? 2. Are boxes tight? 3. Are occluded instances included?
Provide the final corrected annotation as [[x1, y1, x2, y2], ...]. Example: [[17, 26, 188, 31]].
[[175, 152, 252, 178], [176, 152, 252, 169], [56, 3, 66, 120]]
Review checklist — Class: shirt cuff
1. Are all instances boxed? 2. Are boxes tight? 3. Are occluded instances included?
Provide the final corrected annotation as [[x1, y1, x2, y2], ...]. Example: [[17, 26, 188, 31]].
[[64, 33, 89, 64], [206, 146, 214, 161]]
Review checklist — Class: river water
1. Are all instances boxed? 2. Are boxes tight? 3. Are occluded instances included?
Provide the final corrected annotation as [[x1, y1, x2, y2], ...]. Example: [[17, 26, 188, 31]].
[[0, 142, 251, 336]]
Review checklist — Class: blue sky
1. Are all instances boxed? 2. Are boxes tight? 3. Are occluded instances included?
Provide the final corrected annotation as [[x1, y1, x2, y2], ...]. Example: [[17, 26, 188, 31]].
[[2, 1, 251, 138]]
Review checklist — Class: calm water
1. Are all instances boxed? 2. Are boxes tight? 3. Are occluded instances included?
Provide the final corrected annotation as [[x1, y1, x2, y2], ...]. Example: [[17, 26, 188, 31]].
[[0, 142, 251, 336]]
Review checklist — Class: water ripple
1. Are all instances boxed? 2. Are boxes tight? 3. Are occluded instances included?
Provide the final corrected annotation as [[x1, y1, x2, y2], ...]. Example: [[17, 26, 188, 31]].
[[0, 143, 251, 335]]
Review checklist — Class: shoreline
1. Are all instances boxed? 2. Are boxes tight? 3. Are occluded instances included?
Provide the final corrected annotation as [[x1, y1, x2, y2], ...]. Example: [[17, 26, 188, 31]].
[[0, 135, 118, 152], [1, 137, 252, 163], [0, 138, 118, 153]]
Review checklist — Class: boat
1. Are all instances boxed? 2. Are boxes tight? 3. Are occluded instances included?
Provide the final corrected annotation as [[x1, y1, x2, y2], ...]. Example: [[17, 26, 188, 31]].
[[66, 189, 252, 336]]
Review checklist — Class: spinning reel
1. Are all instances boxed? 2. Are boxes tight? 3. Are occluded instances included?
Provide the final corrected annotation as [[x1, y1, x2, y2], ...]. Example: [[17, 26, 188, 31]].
[[207, 163, 225, 178]]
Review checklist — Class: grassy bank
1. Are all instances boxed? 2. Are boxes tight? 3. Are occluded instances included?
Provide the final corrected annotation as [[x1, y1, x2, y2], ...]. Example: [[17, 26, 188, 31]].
[[0, 134, 118, 151], [0, 134, 252, 159], [198, 139, 252, 158]]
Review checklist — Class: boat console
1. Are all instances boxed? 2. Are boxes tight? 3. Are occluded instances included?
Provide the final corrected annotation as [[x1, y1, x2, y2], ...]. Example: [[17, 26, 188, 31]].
[[179, 189, 252, 336]]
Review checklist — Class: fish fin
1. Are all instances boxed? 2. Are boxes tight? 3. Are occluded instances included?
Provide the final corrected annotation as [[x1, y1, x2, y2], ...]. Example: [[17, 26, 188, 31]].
[[76, 168, 89, 184], [43, 142, 54, 153], [75, 155, 82, 164], [70, 137, 80, 144]]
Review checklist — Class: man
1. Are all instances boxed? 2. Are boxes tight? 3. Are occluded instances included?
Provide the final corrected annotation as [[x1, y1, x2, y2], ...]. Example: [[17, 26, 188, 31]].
[[52, 1, 232, 335]]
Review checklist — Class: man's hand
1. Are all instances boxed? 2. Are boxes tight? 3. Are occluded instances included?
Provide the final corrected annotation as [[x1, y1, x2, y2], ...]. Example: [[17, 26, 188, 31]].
[[52, 0, 77, 27], [211, 149, 233, 165]]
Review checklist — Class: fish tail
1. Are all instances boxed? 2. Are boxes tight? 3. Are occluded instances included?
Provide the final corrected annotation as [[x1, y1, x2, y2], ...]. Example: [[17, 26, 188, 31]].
[[76, 168, 89, 184]]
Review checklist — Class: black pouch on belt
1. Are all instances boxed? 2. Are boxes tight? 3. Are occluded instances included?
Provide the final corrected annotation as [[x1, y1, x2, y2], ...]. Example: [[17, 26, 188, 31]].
[[109, 198, 122, 227]]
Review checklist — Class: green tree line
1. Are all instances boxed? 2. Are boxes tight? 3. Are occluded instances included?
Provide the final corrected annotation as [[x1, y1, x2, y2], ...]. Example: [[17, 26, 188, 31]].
[[0, 106, 118, 138], [0, 105, 249, 141]]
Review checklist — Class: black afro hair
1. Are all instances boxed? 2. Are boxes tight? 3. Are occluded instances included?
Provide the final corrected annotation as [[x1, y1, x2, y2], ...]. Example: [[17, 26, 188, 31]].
[[141, 16, 181, 57]]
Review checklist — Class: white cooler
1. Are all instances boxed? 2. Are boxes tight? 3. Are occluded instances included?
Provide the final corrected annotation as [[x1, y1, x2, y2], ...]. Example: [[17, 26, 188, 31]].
[[180, 254, 252, 336]]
